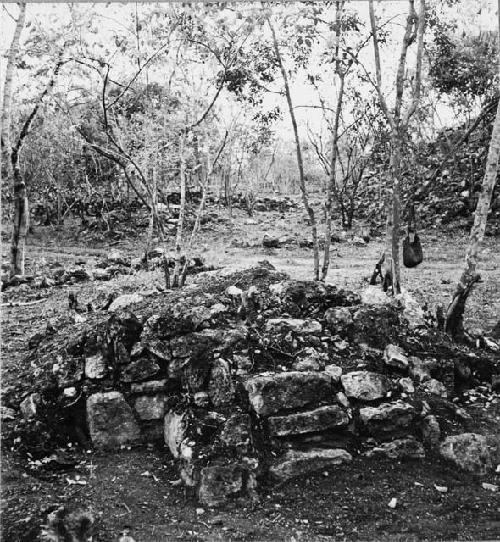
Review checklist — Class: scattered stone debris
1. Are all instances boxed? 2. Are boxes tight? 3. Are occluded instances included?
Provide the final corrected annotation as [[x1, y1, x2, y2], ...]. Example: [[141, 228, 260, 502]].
[[1, 249, 211, 293]]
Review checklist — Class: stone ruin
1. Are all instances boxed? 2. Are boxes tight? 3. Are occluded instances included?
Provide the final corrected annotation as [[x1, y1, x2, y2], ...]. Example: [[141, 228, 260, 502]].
[[9, 264, 500, 506]]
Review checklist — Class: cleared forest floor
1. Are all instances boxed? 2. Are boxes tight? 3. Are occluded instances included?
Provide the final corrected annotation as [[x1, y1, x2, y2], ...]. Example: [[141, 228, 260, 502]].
[[2, 206, 500, 541]]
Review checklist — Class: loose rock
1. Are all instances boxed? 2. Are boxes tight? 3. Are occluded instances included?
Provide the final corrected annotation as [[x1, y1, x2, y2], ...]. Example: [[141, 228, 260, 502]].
[[265, 318, 322, 335], [20, 393, 40, 420], [341, 371, 391, 401], [86, 392, 140, 449], [268, 405, 349, 437], [440, 433, 495, 475], [324, 364, 343, 384], [134, 395, 165, 420], [84, 353, 107, 380], [198, 464, 247, 506], [194, 392, 210, 408], [422, 378, 448, 398], [208, 359, 234, 407], [359, 401, 415, 434], [421, 415, 441, 448], [108, 293, 143, 313], [366, 437, 425, 460], [122, 359, 160, 383], [384, 344, 409, 371], [130, 380, 167, 394], [220, 414, 251, 450], [245, 372, 333, 416], [270, 449, 352, 482], [324, 307, 353, 330], [164, 411, 188, 458], [409, 357, 433, 382], [293, 347, 325, 372], [398, 377, 415, 394]]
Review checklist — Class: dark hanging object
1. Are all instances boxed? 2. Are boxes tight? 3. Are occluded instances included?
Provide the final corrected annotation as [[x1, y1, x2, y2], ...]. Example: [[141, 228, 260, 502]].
[[403, 204, 423, 268], [403, 233, 423, 268]]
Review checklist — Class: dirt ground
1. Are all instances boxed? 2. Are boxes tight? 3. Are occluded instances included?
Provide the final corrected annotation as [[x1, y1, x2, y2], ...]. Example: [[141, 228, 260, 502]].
[[2, 207, 500, 541]]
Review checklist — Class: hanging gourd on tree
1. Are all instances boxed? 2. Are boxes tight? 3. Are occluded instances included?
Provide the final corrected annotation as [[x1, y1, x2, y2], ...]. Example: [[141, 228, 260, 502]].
[[402, 204, 423, 268]]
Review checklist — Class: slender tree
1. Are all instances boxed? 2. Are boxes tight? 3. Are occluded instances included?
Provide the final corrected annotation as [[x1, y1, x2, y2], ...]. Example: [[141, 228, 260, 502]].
[[322, 0, 346, 281], [10, 57, 67, 275], [1, 2, 26, 162], [268, 16, 320, 281], [2, 3, 27, 276], [368, 0, 426, 294], [445, 0, 500, 339], [172, 131, 187, 288]]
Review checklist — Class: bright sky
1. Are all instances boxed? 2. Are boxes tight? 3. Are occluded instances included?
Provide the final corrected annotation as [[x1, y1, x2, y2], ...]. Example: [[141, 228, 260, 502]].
[[1, 1, 499, 139]]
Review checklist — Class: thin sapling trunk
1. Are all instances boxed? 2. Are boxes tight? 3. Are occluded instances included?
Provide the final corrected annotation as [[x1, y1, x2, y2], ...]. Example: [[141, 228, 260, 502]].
[[269, 18, 320, 281]]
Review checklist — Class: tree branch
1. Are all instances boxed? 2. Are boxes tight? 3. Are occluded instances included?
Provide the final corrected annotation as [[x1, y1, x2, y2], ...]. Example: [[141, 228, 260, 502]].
[[368, 0, 395, 130], [403, 0, 427, 125]]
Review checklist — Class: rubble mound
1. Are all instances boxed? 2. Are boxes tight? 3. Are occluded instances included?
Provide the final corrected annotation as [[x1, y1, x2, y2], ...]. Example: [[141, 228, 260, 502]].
[[3, 264, 499, 505]]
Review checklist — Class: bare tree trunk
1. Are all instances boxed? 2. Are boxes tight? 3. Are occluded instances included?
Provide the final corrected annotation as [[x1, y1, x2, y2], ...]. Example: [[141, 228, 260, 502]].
[[10, 149, 29, 275], [180, 187, 207, 287], [144, 158, 158, 270], [225, 170, 233, 221], [445, 82, 500, 338], [1, 3, 26, 163], [321, 80, 344, 281], [9, 57, 66, 276], [172, 133, 186, 287], [385, 131, 403, 293], [269, 18, 320, 280], [3, 3, 27, 276], [321, 2, 345, 280], [445, 0, 499, 339], [180, 130, 229, 286]]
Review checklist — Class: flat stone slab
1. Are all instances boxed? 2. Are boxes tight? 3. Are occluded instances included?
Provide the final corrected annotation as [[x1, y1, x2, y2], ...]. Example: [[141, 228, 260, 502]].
[[268, 405, 349, 437], [341, 371, 391, 401], [130, 379, 168, 394], [366, 437, 425, 460], [87, 391, 140, 449], [265, 318, 322, 335], [270, 448, 352, 481], [359, 401, 415, 434], [245, 371, 332, 416], [108, 293, 143, 312]]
